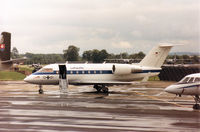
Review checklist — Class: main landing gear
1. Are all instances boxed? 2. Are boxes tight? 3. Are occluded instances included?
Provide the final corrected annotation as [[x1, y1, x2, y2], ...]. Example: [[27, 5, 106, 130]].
[[193, 95, 200, 110], [38, 85, 44, 94], [93, 85, 109, 93]]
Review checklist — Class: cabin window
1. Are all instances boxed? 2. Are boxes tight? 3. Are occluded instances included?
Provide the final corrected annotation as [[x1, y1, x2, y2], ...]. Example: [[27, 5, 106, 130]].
[[78, 71, 82, 74], [38, 68, 53, 73], [194, 77, 200, 82]]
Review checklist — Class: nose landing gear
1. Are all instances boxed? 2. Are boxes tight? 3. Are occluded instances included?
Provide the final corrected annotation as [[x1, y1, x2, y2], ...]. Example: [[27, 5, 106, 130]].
[[193, 95, 200, 110], [39, 85, 44, 94]]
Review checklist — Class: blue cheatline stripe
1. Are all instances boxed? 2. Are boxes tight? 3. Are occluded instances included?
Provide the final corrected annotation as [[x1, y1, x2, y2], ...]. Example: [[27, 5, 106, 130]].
[[178, 84, 200, 89], [32, 71, 57, 75], [32, 69, 161, 75], [32, 70, 113, 75]]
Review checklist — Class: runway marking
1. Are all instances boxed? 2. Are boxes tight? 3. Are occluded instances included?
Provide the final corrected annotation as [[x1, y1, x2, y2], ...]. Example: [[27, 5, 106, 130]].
[[132, 91, 191, 109]]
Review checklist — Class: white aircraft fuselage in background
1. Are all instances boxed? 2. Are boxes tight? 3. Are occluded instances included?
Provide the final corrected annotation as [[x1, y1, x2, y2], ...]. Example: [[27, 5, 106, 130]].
[[165, 73, 200, 96], [165, 73, 200, 109]]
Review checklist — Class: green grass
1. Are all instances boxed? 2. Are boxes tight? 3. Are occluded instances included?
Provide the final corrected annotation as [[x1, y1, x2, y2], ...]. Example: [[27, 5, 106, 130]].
[[18, 65, 34, 73], [148, 76, 160, 81], [0, 71, 26, 81]]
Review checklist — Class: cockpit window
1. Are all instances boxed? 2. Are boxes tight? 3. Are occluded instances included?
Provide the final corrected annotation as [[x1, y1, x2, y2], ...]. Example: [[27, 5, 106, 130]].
[[179, 77, 190, 83], [194, 77, 200, 83], [188, 77, 194, 83], [37, 68, 53, 73]]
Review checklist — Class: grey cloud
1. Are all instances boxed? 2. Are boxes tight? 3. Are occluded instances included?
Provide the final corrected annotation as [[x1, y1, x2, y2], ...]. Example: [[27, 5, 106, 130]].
[[0, 0, 199, 54]]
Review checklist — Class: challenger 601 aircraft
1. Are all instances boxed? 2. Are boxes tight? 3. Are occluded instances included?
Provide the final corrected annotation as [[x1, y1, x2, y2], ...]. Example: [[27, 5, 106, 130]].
[[165, 73, 200, 109], [24, 44, 173, 94]]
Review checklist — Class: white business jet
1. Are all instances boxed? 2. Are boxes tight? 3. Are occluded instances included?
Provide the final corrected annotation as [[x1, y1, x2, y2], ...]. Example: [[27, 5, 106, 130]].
[[165, 73, 200, 109], [24, 44, 173, 94]]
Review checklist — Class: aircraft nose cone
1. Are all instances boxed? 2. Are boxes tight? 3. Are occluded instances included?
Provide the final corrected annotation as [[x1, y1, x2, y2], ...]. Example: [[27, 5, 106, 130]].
[[164, 85, 180, 94], [164, 85, 174, 93], [24, 75, 32, 83]]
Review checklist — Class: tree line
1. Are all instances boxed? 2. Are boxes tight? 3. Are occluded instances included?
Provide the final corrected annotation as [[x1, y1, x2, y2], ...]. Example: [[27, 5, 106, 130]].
[[11, 45, 199, 64]]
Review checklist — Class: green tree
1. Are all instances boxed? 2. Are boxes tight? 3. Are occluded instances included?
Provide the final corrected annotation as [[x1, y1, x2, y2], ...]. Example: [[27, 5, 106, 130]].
[[11, 47, 20, 59], [99, 49, 109, 62], [91, 49, 100, 63], [182, 55, 190, 59], [192, 55, 199, 63], [24, 53, 64, 64], [83, 50, 93, 61], [137, 51, 145, 59], [63, 45, 80, 61], [82, 49, 109, 63], [129, 51, 145, 59], [121, 52, 129, 59]]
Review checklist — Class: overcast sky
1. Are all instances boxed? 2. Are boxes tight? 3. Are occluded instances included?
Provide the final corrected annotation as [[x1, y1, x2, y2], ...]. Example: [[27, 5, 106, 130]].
[[0, 0, 199, 54]]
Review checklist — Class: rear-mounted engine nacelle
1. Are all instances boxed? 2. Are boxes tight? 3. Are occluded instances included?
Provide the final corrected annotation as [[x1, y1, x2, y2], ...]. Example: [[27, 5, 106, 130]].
[[112, 64, 142, 75]]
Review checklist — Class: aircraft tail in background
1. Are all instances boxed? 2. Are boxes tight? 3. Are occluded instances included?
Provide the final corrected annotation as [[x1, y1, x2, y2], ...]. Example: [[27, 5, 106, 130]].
[[0, 32, 11, 61], [0, 32, 26, 70]]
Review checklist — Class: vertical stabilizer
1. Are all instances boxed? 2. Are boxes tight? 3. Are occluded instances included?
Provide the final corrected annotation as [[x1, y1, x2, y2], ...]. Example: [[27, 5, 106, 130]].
[[0, 32, 11, 61], [139, 45, 173, 68]]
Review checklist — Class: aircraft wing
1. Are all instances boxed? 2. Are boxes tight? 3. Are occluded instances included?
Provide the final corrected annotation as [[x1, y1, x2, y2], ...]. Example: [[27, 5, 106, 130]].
[[69, 80, 139, 85], [1, 58, 27, 64]]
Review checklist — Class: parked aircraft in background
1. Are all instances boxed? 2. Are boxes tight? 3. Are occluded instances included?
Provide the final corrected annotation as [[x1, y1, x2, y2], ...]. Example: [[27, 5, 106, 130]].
[[24, 44, 173, 94], [165, 73, 200, 109]]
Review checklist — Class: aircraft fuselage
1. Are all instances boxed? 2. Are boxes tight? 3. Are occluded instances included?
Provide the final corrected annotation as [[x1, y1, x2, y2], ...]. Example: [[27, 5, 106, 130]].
[[24, 63, 161, 85]]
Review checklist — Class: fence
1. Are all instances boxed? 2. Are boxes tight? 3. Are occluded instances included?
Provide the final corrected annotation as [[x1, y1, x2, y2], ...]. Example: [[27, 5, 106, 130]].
[[159, 64, 200, 81]]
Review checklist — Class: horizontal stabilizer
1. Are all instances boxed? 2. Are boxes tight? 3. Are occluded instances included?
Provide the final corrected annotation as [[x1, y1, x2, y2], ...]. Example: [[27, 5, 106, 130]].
[[1, 58, 27, 64]]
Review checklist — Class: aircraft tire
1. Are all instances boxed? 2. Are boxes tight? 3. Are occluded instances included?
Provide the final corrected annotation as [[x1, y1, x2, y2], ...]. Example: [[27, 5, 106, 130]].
[[193, 104, 200, 110], [102, 87, 109, 93], [39, 89, 44, 94]]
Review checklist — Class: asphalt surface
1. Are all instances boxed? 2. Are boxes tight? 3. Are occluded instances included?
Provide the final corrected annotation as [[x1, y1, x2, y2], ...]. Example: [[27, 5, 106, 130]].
[[0, 81, 199, 132]]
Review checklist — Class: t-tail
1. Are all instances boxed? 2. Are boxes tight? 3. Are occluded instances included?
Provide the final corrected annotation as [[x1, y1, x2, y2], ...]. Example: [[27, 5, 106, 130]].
[[139, 44, 173, 68], [0, 32, 11, 61]]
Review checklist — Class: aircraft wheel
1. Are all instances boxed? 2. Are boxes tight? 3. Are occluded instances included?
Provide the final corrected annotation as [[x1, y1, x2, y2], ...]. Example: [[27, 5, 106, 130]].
[[96, 87, 102, 93], [39, 85, 44, 94], [94, 85, 101, 93], [102, 87, 109, 93], [39, 89, 44, 94], [193, 104, 200, 110]]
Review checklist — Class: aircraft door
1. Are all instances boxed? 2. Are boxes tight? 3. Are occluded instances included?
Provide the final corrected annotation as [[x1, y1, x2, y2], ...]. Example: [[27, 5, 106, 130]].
[[59, 65, 68, 93]]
